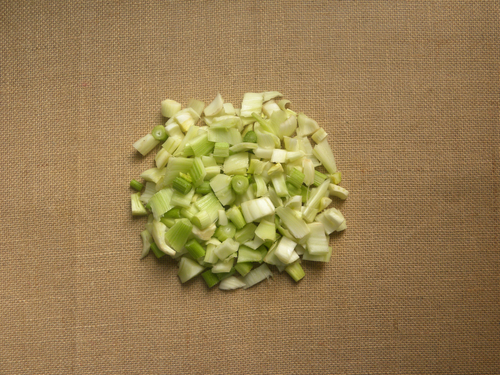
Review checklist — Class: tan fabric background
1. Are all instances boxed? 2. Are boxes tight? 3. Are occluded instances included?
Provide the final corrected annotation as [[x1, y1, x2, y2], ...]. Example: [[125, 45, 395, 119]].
[[1, 1, 499, 374]]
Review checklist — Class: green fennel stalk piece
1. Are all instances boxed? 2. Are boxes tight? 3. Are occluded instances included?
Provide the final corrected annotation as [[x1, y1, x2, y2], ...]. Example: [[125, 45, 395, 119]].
[[130, 92, 348, 290]]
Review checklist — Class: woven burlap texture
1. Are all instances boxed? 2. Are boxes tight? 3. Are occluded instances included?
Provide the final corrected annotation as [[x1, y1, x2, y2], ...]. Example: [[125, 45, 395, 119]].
[[1, 1, 499, 374]]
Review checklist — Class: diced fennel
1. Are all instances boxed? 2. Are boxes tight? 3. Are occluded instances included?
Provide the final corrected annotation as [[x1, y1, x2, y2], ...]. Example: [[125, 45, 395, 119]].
[[237, 245, 264, 263], [285, 261, 305, 282], [254, 175, 268, 197], [202, 269, 219, 288], [209, 128, 242, 145], [231, 175, 249, 195], [214, 238, 239, 260], [131, 193, 147, 216], [274, 236, 299, 264], [211, 256, 235, 273], [174, 108, 200, 133], [330, 172, 342, 185], [242, 264, 273, 289], [336, 220, 347, 232], [318, 196, 332, 212], [180, 204, 199, 221], [219, 276, 246, 290], [194, 192, 223, 222], [275, 207, 310, 240], [178, 257, 205, 283], [306, 222, 329, 255], [226, 206, 246, 229], [234, 223, 257, 243], [192, 223, 217, 242], [313, 138, 337, 174], [223, 102, 236, 115], [229, 142, 258, 153], [162, 136, 181, 156], [185, 239, 206, 259], [297, 113, 319, 136], [213, 142, 230, 158], [130, 179, 144, 192], [223, 152, 249, 175], [263, 101, 281, 117], [204, 241, 219, 264], [191, 210, 213, 230], [218, 209, 228, 225], [329, 184, 349, 200], [149, 188, 174, 221], [241, 196, 273, 219], [303, 246, 332, 262], [204, 93, 224, 117], [133, 134, 160, 156], [210, 174, 235, 206], [174, 124, 199, 156], [130, 92, 348, 290], [280, 115, 297, 138], [188, 133, 214, 157], [140, 230, 153, 259], [312, 128, 327, 143], [243, 236, 264, 250], [303, 180, 330, 220], [241, 93, 263, 117], [139, 182, 156, 205], [150, 243, 165, 259], [188, 99, 205, 117], [313, 170, 328, 187], [255, 220, 276, 241], [152, 220, 175, 256], [140, 167, 164, 184], [157, 157, 194, 190], [234, 262, 253, 277], [214, 223, 236, 242], [161, 99, 182, 118], [155, 148, 171, 169], [189, 157, 206, 187], [165, 218, 192, 252]]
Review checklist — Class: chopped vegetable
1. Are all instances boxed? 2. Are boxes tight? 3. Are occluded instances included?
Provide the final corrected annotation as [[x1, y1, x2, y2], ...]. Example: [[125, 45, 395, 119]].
[[242, 264, 273, 289], [214, 238, 239, 260], [214, 223, 236, 242], [241, 197, 275, 223], [231, 175, 249, 195], [195, 181, 212, 195], [243, 130, 257, 143], [150, 242, 165, 259], [129, 92, 349, 289], [172, 176, 192, 195], [131, 193, 147, 216], [219, 276, 246, 290], [285, 261, 305, 282], [254, 220, 276, 242], [234, 223, 257, 243], [140, 230, 153, 259], [152, 125, 168, 141], [202, 269, 219, 288], [133, 134, 160, 156], [204, 93, 224, 117], [226, 206, 246, 229], [161, 99, 182, 118], [234, 262, 253, 277], [164, 218, 192, 252], [329, 184, 349, 200], [178, 257, 205, 283], [130, 179, 144, 192]]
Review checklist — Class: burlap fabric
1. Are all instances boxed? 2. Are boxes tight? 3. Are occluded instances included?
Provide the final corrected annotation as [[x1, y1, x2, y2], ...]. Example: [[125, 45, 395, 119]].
[[1, 1, 499, 374]]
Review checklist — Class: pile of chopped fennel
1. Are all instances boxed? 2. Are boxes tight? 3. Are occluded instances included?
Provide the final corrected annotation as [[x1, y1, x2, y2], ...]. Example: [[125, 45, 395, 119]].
[[130, 92, 348, 290]]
